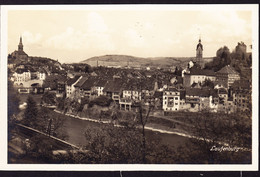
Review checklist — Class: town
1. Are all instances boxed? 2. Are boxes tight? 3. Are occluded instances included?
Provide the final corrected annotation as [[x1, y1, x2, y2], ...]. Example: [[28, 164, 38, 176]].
[[8, 37, 252, 115], [8, 36, 252, 164]]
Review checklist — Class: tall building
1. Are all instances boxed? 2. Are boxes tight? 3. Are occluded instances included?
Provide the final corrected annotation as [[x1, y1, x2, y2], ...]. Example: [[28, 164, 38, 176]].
[[11, 36, 28, 61], [18, 36, 23, 51], [196, 38, 203, 66]]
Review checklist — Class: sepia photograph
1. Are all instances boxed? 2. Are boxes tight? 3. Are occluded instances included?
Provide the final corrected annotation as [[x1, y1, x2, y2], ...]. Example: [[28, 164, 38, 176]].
[[0, 4, 258, 171]]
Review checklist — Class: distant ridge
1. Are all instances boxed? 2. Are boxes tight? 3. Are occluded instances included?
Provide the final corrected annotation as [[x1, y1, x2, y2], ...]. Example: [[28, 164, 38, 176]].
[[80, 55, 213, 69]]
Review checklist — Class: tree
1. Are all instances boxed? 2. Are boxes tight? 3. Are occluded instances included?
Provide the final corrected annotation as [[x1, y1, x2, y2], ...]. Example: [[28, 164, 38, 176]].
[[133, 78, 155, 163], [42, 75, 67, 90], [41, 92, 56, 105], [84, 64, 92, 73], [80, 124, 175, 164], [8, 81, 20, 120], [8, 80, 20, 141], [175, 110, 251, 164], [204, 46, 231, 71], [202, 79, 215, 89], [36, 107, 68, 140], [88, 95, 112, 108], [23, 96, 38, 127]]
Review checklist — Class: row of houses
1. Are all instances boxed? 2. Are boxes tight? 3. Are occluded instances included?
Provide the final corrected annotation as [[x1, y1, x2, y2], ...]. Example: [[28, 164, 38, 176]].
[[62, 64, 250, 114]]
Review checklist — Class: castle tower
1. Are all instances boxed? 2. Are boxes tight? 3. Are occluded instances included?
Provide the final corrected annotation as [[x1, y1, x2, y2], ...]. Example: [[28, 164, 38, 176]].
[[18, 36, 23, 52], [196, 38, 203, 66]]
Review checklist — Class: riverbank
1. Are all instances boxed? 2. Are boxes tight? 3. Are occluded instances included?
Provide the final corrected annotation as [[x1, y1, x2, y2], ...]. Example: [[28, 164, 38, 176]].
[[54, 109, 193, 139]]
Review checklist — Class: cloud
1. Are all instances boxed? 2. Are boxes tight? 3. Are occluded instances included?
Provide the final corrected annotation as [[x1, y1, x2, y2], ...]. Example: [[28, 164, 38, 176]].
[[22, 31, 42, 44], [125, 28, 145, 48], [45, 27, 87, 50]]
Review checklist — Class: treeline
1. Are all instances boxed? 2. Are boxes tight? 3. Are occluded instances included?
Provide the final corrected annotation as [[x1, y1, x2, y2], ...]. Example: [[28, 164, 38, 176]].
[[205, 42, 252, 72]]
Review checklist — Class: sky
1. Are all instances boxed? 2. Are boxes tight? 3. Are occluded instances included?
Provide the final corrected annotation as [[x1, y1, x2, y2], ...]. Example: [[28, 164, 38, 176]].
[[6, 5, 253, 64]]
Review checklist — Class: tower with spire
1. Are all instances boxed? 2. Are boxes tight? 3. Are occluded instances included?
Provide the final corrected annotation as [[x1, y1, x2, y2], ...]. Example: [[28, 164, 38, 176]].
[[196, 38, 203, 66], [18, 36, 24, 52], [10, 36, 28, 61]]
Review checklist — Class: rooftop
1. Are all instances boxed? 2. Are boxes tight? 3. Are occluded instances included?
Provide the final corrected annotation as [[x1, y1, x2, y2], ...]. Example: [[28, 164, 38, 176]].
[[217, 65, 239, 75]]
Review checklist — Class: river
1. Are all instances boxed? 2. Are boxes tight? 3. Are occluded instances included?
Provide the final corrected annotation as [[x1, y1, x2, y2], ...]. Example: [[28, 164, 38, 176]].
[[52, 110, 190, 150]]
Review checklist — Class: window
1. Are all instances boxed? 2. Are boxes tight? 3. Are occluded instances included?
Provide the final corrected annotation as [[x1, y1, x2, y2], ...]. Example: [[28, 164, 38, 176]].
[[175, 97, 178, 100], [175, 103, 178, 105]]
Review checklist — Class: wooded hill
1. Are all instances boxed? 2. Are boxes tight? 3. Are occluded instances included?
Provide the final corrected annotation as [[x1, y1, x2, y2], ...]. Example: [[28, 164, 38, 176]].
[[81, 55, 213, 69]]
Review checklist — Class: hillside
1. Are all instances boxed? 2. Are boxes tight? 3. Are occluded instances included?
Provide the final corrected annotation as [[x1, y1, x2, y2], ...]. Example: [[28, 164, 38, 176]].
[[80, 55, 209, 69]]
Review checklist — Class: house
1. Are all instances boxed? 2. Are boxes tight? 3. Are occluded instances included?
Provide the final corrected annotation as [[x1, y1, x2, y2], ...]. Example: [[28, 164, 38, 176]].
[[56, 78, 67, 97], [103, 78, 125, 102], [80, 76, 99, 99], [93, 79, 108, 96], [163, 87, 181, 113], [231, 79, 251, 112], [119, 97, 133, 111], [37, 68, 47, 81], [217, 88, 229, 112], [66, 75, 82, 98], [185, 88, 218, 112], [216, 65, 240, 88], [73, 76, 89, 101], [183, 67, 216, 87], [13, 68, 31, 85]]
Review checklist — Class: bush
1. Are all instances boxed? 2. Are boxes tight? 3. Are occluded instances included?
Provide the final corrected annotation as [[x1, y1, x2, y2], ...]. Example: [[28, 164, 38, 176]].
[[88, 96, 112, 108]]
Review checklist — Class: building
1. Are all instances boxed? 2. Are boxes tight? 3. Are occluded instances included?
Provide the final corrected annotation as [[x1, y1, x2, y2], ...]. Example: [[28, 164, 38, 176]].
[[37, 68, 47, 80], [13, 68, 31, 83], [216, 65, 240, 88], [103, 78, 125, 102], [92, 79, 108, 96], [196, 38, 203, 66], [232, 79, 251, 112], [163, 87, 181, 112], [185, 88, 218, 112], [11, 37, 28, 61], [66, 75, 82, 98], [183, 67, 216, 87], [73, 76, 89, 101]]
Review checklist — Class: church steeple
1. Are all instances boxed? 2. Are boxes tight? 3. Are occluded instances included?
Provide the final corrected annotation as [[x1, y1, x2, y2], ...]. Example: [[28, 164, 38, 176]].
[[196, 37, 203, 66], [18, 36, 23, 52]]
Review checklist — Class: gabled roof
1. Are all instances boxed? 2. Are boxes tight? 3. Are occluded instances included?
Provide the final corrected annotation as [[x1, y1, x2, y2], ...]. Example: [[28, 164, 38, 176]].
[[219, 88, 228, 94], [231, 79, 251, 90], [81, 76, 97, 90], [217, 65, 239, 75], [95, 79, 108, 87], [74, 76, 88, 87], [186, 88, 218, 97], [190, 67, 215, 76], [13, 50, 28, 56], [66, 75, 81, 86], [103, 78, 125, 93], [165, 87, 178, 92]]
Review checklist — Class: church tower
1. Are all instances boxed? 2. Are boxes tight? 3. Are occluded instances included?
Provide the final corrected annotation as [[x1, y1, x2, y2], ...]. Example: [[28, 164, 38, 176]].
[[196, 38, 203, 66], [18, 36, 23, 52]]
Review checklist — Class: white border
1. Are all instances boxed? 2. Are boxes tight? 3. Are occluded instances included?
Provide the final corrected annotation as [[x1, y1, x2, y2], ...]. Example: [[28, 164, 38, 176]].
[[0, 4, 258, 171]]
